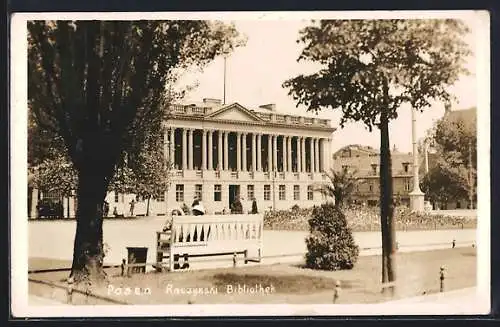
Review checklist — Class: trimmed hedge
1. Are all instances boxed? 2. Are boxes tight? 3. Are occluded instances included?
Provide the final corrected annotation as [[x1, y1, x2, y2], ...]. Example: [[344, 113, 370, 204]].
[[264, 205, 476, 232]]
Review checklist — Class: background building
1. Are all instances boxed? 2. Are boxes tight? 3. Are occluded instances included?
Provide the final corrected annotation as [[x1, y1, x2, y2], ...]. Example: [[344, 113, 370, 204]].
[[331, 144, 415, 207]]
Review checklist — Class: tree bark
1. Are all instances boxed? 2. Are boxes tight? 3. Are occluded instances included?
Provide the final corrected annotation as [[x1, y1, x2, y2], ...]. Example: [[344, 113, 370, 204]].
[[69, 166, 109, 283], [380, 98, 396, 295]]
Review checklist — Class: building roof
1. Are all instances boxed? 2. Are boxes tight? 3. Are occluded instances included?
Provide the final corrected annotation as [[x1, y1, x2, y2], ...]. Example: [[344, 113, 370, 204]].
[[332, 144, 414, 178]]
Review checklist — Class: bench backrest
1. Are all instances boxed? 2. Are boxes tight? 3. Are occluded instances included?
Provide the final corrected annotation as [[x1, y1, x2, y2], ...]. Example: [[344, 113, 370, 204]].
[[170, 214, 264, 245]]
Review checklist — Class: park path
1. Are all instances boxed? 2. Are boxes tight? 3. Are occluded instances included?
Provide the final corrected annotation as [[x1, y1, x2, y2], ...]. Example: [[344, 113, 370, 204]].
[[28, 216, 476, 271]]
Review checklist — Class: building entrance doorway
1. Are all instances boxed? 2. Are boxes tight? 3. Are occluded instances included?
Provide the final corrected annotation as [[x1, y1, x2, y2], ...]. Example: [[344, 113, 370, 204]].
[[228, 184, 240, 210]]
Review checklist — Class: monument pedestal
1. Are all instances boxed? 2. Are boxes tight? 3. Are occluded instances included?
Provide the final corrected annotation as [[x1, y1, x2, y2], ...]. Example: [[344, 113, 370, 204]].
[[409, 190, 425, 213]]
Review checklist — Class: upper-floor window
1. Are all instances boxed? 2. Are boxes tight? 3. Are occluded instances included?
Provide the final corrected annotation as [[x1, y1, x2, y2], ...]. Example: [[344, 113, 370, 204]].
[[403, 162, 410, 173], [371, 164, 377, 175]]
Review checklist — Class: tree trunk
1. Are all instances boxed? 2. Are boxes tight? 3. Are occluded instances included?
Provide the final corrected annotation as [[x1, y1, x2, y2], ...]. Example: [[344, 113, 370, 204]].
[[146, 196, 151, 216], [69, 167, 108, 284], [379, 103, 396, 294]]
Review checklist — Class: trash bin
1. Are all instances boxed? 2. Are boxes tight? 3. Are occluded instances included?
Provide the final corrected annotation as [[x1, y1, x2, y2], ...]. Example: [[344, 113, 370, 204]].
[[127, 247, 148, 274]]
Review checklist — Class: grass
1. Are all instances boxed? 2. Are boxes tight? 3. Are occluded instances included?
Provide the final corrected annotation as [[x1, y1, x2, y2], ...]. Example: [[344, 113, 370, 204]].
[[29, 247, 476, 305]]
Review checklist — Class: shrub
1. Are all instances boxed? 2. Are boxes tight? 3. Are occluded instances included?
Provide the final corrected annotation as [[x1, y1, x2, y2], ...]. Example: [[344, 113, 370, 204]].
[[305, 202, 359, 271], [291, 204, 300, 211]]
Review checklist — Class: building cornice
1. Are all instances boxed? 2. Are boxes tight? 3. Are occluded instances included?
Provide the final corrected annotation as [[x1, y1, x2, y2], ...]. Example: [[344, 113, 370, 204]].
[[168, 114, 336, 133]]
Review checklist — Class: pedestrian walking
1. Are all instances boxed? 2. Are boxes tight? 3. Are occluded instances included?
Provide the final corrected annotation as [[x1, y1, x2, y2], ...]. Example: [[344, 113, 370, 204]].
[[129, 199, 136, 217]]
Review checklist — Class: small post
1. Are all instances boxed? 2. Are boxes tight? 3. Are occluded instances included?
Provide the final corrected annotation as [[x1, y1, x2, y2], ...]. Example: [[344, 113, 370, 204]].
[[333, 280, 341, 303], [233, 252, 237, 268], [440, 266, 445, 292], [452, 239, 456, 249], [244, 250, 248, 264], [121, 259, 126, 277], [66, 277, 74, 304], [182, 253, 190, 270], [472, 242, 476, 248]]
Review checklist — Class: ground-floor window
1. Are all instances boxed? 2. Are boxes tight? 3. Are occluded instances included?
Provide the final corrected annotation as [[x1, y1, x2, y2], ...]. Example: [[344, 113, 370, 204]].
[[264, 185, 271, 201], [279, 185, 286, 201], [405, 178, 411, 192], [176, 184, 184, 202], [247, 184, 255, 201], [307, 185, 314, 200], [214, 184, 222, 201], [293, 185, 300, 200], [195, 184, 203, 201], [157, 192, 165, 202]]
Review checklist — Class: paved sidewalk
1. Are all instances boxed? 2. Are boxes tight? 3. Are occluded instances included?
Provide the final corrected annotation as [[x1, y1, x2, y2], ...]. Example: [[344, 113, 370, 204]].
[[29, 295, 66, 306], [386, 287, 477, 304]]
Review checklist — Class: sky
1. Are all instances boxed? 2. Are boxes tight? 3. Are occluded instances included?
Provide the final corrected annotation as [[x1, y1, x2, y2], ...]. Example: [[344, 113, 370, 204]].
[[177, 14, 482, 154]]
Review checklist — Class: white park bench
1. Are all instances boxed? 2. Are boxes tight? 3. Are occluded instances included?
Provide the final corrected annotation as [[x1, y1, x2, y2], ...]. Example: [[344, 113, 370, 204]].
[[156, 213, 264, 271]]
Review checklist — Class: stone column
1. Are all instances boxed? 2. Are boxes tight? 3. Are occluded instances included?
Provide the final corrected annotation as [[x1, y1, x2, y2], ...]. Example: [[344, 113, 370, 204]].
[[309, 137, 314, 172], [314, 138, 319, 173], [252, 133, 257, 171], [236, 132, 241, 171], [170, 128, 175, 168], [267, 134, 272, 172], [218, 130, 223, 171], [202, 129, 207, 170], [287, 136, 292, 172], [257, 133, 262, 172], [182, 128, 187, 170], [163, 128, 169, 162], [188, 129, 194, 170], [282, 136, 286, 172], [224, 131, 229, 171], [301, 137, 306, 173], [242, 133, 247, 172], [273, 134, 278, 172], [208, 129, 213, 170], [297, 137, 301, 172]]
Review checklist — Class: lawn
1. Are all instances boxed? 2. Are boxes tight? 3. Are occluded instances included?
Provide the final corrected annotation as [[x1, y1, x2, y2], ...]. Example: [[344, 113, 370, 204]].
[[28, 247, 476, 305]]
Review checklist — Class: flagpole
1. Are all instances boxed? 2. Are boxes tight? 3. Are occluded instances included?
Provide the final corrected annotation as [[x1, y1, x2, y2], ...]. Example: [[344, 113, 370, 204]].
[[223, 56, 227, 105]]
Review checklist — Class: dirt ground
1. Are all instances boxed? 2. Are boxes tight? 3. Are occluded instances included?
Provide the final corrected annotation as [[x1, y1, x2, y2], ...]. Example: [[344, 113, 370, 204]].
[[29, 247, 476, 305]]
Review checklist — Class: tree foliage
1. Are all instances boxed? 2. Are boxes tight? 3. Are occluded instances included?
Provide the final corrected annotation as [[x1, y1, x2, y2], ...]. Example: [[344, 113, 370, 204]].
[[315, 168, 362, 208], [284, 19, 471, 288], [28, 20, 246, 282], [421, 110, 477, 207], [284, 20, 471, 129]]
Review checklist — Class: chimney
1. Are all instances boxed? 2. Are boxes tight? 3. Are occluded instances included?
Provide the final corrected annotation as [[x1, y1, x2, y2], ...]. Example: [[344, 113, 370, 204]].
[[259, 103, 276, 112], [203, 98, 222, 106]]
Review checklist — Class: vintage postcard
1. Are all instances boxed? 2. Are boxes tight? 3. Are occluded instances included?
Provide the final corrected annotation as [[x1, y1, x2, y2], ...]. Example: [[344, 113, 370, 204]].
[[10, 10, 490, 317]]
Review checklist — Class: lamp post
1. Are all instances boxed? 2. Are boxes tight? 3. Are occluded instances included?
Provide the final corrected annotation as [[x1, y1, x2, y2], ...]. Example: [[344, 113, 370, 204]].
[[409, 107, 425, 212]]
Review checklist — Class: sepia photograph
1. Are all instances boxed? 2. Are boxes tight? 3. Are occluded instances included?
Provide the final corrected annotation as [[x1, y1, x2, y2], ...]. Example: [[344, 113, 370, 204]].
[[10, 10, 490, 317]]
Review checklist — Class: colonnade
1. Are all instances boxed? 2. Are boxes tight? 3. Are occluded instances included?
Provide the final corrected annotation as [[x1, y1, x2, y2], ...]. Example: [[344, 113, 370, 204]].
[[164, 128, 330, 173]]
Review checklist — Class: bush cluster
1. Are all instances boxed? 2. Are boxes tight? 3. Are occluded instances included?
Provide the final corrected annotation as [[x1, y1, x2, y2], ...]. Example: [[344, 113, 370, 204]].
[[305, 203, 359, 271]]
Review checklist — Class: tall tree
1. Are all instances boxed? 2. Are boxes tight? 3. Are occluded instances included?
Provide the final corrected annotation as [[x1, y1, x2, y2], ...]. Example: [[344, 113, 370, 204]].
[[28, 20, 245, 282], [421, 110, 477, 208], [283, 19, 470, 291]]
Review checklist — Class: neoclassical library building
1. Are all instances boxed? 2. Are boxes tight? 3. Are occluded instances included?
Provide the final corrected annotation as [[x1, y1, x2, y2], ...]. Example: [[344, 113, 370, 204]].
[[29, 98, 336, 218]]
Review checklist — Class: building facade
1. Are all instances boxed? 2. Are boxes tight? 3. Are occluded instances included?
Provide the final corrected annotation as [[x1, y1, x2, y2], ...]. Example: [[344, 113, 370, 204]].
[[331, 144, 415, 207], [29, 99, 335, 218], [162, 99, 335, 214]]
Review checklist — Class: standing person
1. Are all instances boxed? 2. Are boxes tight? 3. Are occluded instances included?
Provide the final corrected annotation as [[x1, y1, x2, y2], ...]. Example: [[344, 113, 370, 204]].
[[129, 198, 136, 217]]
